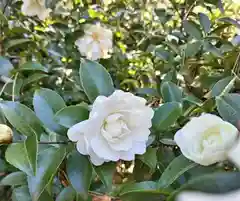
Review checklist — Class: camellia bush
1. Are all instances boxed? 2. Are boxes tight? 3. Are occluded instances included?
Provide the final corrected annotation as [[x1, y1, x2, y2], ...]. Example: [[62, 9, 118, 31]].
[[0, 0, 240, 201]]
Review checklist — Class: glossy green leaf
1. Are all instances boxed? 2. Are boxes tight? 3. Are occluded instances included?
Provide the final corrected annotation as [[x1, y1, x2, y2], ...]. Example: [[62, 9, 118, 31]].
[[66, 151, 92, 200], [23, 73, 48, 87], [216, 93, 240, 127], [5, 39, 33, 50], [138, 147, 157, 171], [0, 101, 44, 138], [20, 62, 48, 72], [185, 41, 202, 58], [167, 172, 240, 201], [33, 88, 66, 133], [0, 11, 7, 25], [24, 134, 38, 175], [0, 56, 13, 77], [56, 186, 76, 201], [12, 186, 32, 201], [158, 155, 197, 188], [154, 47, 173, 61], [28, 146, 66, 201], [210, 76, 234, 97], [183, 20, 202, 40], [5, 143, 33, 176], [152, 102, 182, 131], [54, 105, 89, 128], [1, 172, 27, 186], [79, 59, 114, 102], [199, 13, 211, 33], [161, 81, 183, 103], [94, 162, 116, 191]]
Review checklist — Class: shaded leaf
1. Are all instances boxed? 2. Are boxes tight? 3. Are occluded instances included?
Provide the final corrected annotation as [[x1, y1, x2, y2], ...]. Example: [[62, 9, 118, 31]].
[[20, 62, 48, 72], [199, 13, 211, 33], [161, 81, 183, 103], [0, 56, 13, 77], [138, 147, 157, 171], [56, 186, 76, 201], [1, 172, 27, 186], [210, 76, 234, 97], [183, 20, 202, 40]]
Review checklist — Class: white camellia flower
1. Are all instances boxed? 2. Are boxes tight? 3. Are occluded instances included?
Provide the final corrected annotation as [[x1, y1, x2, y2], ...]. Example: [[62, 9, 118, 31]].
[[75, 24, 113, 61], [228, 137, 240, 168], [67, 90, 154, 166], [176, 190, 240, 201], [21, 0, 51, 20], [174, 113, 238, 166]]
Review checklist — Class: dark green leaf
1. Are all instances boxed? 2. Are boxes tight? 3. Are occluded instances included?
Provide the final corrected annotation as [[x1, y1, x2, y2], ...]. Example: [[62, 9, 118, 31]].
[[210, 76, 234, 97], [183, 20, 202, 40], [154, 47, 173, 61], [28, 146, 66, 201], [20, 62, 48, 72], [0, 56, 13, 77], [120, 181, 157, 195], [0, 101, 44, 138], [167, 172, 240, 201], [185, 41, 202, 58], [79, 59, 114, 102], [216, 93, 240, 127], [56, 186, 76, 201], [161, 81, 183, 103], [138, 147, 157, 171], [33, 88, 66, 133], [23, 73, 48, 88], [24, 134, 38, 175], [5, 143, 33, 176], [54, 105, 89, 128], [158, 155, 197, 188], [5, 39, 33, 50], [66, 151, 92, 200], [199, 13, 211, 33], [12, 185, 32, 201], [1, 172, 27, 186], [94, 162, 116, 191], [152, 102, 182, 131], [0, 11, 7, 25]]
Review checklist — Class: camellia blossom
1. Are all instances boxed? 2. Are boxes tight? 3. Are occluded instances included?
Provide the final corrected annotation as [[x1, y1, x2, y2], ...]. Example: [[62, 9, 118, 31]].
[[75, 24, 113, 61], [228, 137, 240, 168], [67, 90, 154, 166], [21, 0, 51, 20], [174, 113, 238, 166], [176, 190, 240, 201]]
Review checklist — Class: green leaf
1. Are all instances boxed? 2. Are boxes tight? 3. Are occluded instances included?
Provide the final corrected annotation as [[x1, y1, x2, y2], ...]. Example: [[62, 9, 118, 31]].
[[198, 13, 211, 33], [158, 155, 197, 188], [210, 76, 234, 97], [54, 105, 89, 128], [183, 20, 202, 40], [0, 101, 44, 138], [33, 88, 66, 133], [161, 81, 183, 103], [184, 41, 202, 58], [0, 11, 8, 25], [154, 47, 173, 61], [152, 102, 182, 131], [79, 59, 114, 102], [5, 143, 33, 176], [66, 151, 92, 200], [1, 172, 27, 186], [5, 39, 33, 50], [167, 172, 240, 201], [28, 146, 66, 201], [138, 147, 157, 171], [119, 182, 169, 201], [23, 73, 48, 88], [94, 162, 116, 191], [20, 62, 48, 72], [12, 186, 32, 201], [24, 134, 38, 175], [0, 56, 14, 77], [216, 93, 240, 127], [56, 186, 76, 201]]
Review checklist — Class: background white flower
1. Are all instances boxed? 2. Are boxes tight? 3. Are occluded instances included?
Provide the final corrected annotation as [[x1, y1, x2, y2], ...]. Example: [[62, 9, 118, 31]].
[[67, 90, 154, 166], [21, 0, 51, 20], [174, 113, 238, 166], [176, 190, 240, 201], [75, 24, 113, 61]]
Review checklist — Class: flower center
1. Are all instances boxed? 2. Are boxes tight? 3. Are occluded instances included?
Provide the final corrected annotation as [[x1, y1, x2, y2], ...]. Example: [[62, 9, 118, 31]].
[[91, 32, 100, 41], [101, 113, 130, 143], [200, 126, 222, 151]]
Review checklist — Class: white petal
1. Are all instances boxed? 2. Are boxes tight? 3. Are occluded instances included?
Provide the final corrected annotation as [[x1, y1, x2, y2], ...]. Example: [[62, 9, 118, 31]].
[[119, 151, 135, 161], [228, 137, 240, 168], [76, 136, 89, 155], [37, 8, 51, 20], [131, 141, 146, 155], [89, 149, 106, 166], [108, 135, 133, 151], [130, 128, 150, 142], [91, 136, 120, 161], [67, 120, 89, 142]]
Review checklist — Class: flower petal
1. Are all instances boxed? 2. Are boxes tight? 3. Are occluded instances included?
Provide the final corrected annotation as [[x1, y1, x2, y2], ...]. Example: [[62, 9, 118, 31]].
[[67, 120, 89, 142]]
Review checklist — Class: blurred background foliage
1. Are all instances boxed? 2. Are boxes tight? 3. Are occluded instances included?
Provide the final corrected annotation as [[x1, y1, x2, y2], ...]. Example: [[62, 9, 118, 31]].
[[0, 0, 240, 200]]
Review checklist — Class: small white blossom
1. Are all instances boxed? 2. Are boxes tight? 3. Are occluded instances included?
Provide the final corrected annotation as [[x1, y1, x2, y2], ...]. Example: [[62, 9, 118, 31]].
[[75, 24, 113, 61], [67, 90, 154, 166], [174, 113, 238, 166], [21, 0, 51, 20]]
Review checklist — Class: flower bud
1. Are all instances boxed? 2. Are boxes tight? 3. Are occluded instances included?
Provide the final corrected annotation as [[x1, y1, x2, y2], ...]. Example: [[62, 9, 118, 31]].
[[0, 124, 13, 144]]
